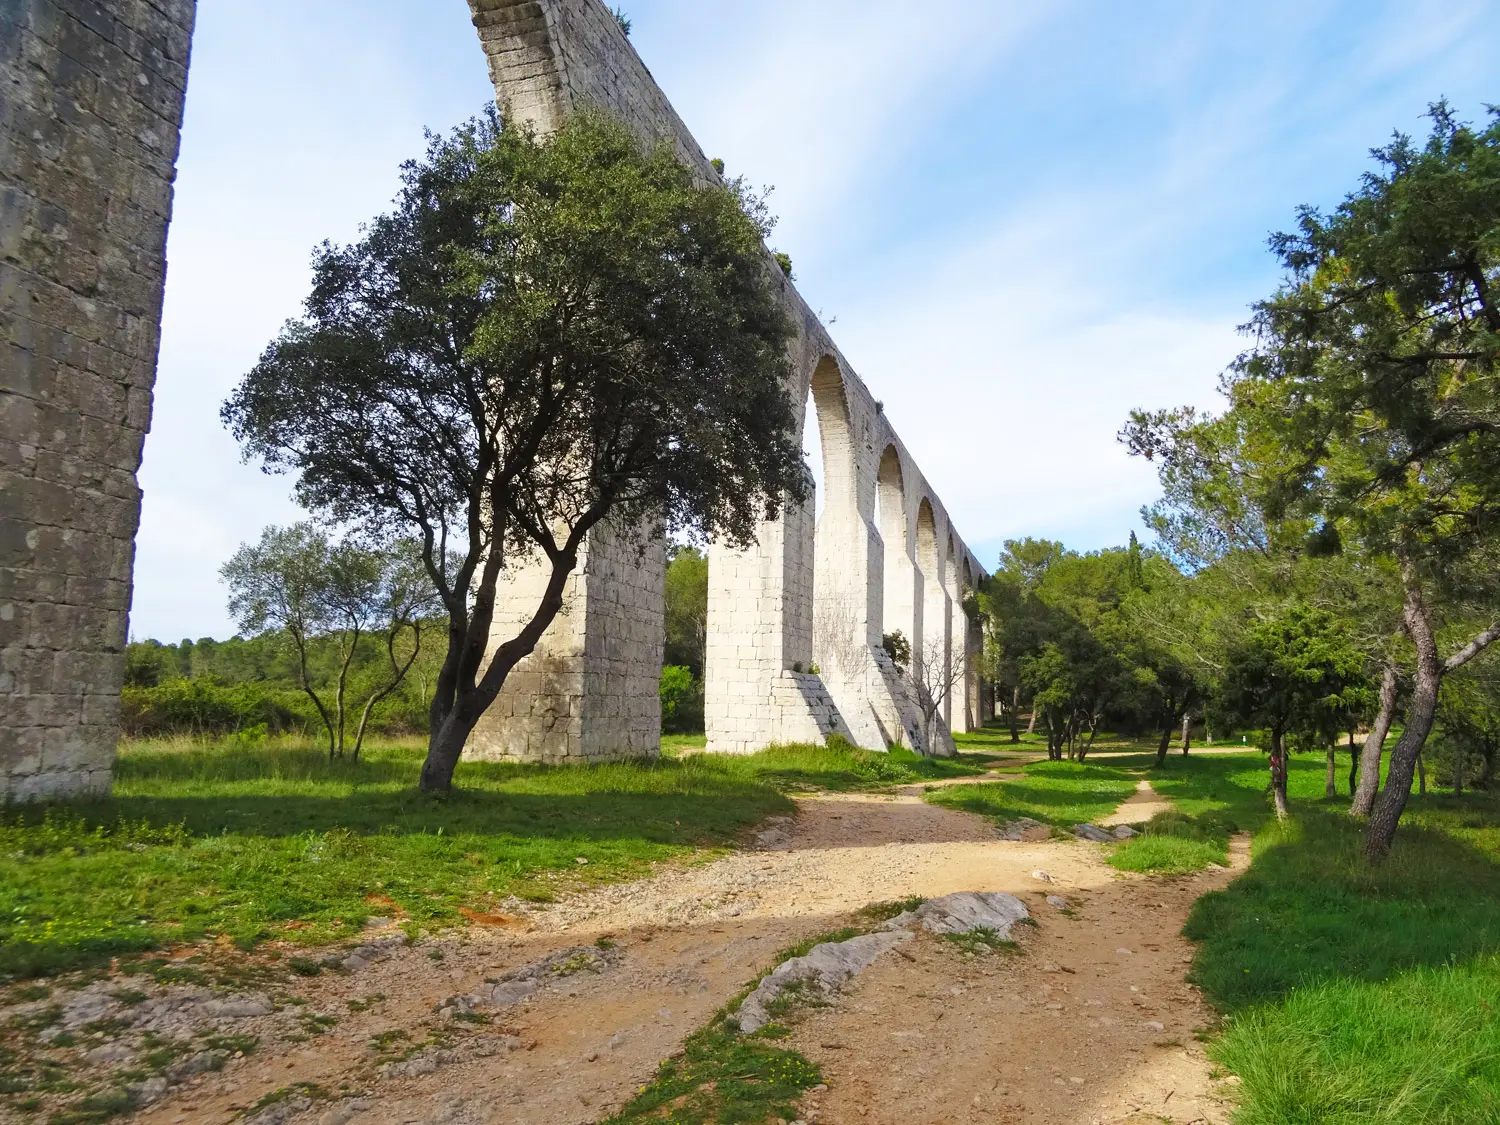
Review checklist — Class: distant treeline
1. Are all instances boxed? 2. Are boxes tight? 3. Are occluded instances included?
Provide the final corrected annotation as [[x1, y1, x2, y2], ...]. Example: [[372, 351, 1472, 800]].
[[122, 633, 432, 740]]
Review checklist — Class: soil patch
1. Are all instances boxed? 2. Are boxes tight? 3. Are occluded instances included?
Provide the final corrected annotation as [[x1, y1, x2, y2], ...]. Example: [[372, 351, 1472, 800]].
[[98, 784, 1243, 1124]]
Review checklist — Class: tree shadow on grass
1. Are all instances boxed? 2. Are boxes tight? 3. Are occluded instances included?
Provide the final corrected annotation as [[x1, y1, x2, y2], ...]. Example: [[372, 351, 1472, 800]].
[[1185, 802, 1500, 1015]]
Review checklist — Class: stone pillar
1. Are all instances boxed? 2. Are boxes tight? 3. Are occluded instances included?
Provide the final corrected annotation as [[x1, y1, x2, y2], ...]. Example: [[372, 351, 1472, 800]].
[[468, 519, 664, 763], [1, 0, 196, 801], [705, 489, 843, 753]]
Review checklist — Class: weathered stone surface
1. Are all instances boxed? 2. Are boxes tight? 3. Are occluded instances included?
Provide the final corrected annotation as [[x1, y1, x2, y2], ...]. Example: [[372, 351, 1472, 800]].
[[1, 0, 195, 801], [885, 890, 1031, 937], [734, 930, 911, 1032], [1074, 824, 1117, 843]]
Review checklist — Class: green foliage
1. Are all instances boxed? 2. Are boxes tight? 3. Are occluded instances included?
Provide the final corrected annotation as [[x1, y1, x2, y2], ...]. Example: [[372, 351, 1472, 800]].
[[659, 666, 704, 735], [1109, 808, 1238, 873], [773, 250, 793, 278], [880, 630, 910, 675], [1221, 605, 1369, 752], [664, 547, 709, 677], [1188, 797, 1500, 1122], [941, 927, 1016, 955], [221, 524, 436, 760], [600, 1010, 821, 1124], [222, 107, 806, 791], [612, 6, 631, 36], [119, 678, 305, 739]]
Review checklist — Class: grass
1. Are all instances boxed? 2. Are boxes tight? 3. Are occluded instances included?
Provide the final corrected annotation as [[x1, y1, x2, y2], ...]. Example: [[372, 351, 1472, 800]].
[[0, 736, 999, 979], [602, 928, 875, 1124], [923, 759, 1139, 827], [924, 739, 1500, 1120], [1, 738, 800, 978], [1062, 750, 1500, 1123], [1109, 809, 1237, 874]]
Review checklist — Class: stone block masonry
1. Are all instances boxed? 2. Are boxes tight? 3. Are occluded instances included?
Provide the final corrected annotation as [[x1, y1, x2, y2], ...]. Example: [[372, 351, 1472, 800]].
[[1, 0, 195, 801]]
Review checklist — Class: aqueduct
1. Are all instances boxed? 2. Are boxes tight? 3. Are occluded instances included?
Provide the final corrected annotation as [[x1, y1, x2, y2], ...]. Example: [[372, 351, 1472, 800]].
[[1, 0, 989, 799]]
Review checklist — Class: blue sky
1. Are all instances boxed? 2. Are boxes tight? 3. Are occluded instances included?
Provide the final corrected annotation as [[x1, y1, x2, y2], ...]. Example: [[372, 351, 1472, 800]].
[[133, 0, 1498, 642]]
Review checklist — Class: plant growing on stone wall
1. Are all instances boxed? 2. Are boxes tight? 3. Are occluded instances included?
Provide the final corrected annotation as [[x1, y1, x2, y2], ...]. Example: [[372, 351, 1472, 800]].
[[222, 524, 436, 760], [224, 108, 804, 790]]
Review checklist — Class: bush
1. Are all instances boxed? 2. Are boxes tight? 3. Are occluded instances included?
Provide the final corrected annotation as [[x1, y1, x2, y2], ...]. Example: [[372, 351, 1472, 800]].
[[120, 678, 306, 738], [660, 665, 704, 734]]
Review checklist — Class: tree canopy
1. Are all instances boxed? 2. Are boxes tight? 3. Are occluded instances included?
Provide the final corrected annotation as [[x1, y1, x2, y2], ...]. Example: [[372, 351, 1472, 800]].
[[224, 108, 805, 789]]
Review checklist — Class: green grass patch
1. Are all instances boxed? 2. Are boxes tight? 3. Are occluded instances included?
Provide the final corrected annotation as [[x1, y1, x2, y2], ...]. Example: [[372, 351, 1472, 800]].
[[599, 1010, 820, 1124], [0, 740, 795, 979], [941, 926, 1017, 955], [1213, 957, 1500, 1125], [923, 759, 1138, 827], [1156, 753, 1500, 1122], [1109, 809, 1236, 875], [0, 736, 999, 979]]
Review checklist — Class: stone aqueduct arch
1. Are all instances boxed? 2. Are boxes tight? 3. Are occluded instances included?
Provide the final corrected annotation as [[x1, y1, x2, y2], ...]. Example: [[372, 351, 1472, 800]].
[[0, 0, 989, 799]]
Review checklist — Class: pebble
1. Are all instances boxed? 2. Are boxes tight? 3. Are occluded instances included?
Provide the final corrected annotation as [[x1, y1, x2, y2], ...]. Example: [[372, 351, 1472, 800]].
[[1031, 871, 1053, 882]]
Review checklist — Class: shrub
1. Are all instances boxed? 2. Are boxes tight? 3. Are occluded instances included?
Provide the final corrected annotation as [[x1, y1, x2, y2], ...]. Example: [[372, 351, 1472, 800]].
[[120, 678, 306, 738], [660, 665, 705, 734]]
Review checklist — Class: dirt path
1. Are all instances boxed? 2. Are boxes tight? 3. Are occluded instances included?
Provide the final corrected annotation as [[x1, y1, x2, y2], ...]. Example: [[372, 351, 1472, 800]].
[[118, 785, 1243, 1125], [1102, 779, 1175, 826]]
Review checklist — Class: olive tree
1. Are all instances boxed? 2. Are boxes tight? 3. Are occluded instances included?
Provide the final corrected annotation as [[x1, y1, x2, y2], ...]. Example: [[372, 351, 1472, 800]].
[[223, 523, 435, 759], [223, 108, 805, 790]]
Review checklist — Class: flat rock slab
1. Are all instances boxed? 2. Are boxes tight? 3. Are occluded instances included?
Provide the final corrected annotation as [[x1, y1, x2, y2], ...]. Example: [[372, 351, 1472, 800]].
[[1074, 824, 1117, 843], [736, 931, 912, 1032], [887, 890, 1032, 937], [735, 891, 1031, 1032]]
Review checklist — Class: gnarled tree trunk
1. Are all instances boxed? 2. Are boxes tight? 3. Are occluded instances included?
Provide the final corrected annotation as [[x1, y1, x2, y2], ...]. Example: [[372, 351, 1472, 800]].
[[1365, 581, 1441, 860], [1351, 662, 1398, 817]]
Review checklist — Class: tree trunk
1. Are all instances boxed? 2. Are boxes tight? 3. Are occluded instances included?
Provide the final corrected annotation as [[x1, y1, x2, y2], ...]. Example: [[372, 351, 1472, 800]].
[[1350, 662, 1398, 817], [1181, 712, 1192, 754], [1269, 727, 1289, 820], [1156, 719, 1173, 767], [1027, 707, 1038, 735], [1325, 744, 1337, 797], [1010, 686, 1021, 743], [1365, 577, 1442, 861], [419, 540, 584, 792], [1347, 730, 1359, 795], [419, 709, 473, 792]]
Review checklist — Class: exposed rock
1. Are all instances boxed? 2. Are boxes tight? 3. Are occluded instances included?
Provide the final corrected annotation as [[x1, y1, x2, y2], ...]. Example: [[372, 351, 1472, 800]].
[[318, 1100, 374, 1125], [885, 891, 1031, 938], [437, 945, 621, 1020], [127, 1076, 171, 1107], [198, 995, 273, 1019], [1031, 870, 1053, 882], [341, 933, 407, 972], [83, 1042, 135, 1065], [379, 1034, 521, 1079], [998, 817, 1050, 842], [1112, 825, 1139, 839], [1045, 894, 1069, 909], [735, 931, 912, 1032], [245, 1095, 316, 1125], [166, 1049, 228, 1082], [1073, 824, 1116, 843]]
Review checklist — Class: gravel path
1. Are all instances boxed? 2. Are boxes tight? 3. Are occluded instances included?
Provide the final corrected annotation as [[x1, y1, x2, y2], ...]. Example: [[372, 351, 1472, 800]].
[[96, 780, 1244, 1125]]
